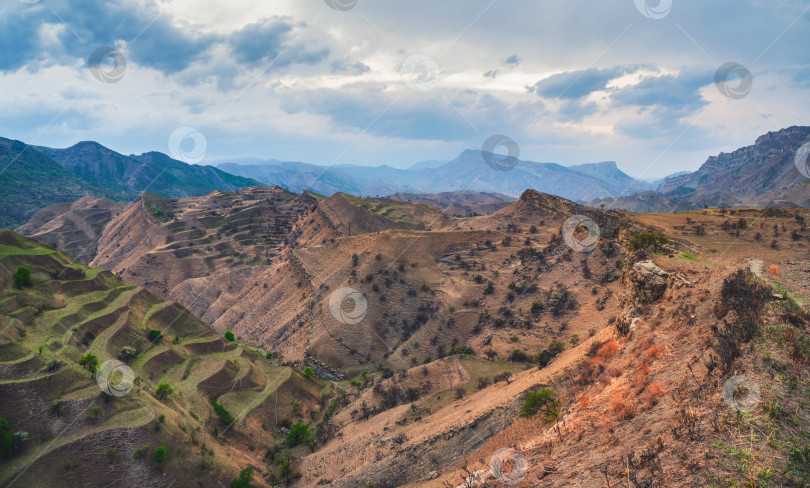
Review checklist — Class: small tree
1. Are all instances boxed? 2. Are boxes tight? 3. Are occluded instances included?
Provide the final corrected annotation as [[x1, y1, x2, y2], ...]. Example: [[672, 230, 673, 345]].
[[286, 423, 310, 447], [152, 445, 166, 463], [231, 464, 255, 488], [148, 330, 163, 342], [626, 231, 669, 252], [224, 331, 235, 342], [155, 383, 173, 402], [302, 367, 315, 378], [520, 388, 560, 422], [13, 267, 31, 288], [78, 352, 99, 376]]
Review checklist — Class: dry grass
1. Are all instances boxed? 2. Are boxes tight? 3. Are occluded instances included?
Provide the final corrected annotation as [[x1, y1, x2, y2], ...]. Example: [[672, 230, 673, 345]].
[[610, 390, 636, 420], [645, 382, 666, 407], [643, 344, 664, 365], [596, 339, 619, 361]]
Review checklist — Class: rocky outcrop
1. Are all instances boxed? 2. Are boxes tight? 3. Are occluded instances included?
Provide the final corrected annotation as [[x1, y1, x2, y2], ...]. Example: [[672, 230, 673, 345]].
[[617, 260, 693, 335]]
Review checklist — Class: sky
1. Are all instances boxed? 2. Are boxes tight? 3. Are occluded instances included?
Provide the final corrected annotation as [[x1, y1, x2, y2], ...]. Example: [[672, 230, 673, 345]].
[[0, 0, 809, 179]]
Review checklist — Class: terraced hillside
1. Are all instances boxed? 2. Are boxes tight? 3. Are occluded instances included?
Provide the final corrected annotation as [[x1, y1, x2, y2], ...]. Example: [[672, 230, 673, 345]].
[[0, 231, 337, 487], [16, 196, 127, 264], [90, 187, 322, 297]]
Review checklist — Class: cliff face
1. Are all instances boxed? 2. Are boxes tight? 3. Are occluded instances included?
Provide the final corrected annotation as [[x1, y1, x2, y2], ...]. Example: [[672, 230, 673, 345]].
[[616, 260, 693, 335], [593, 126, 810, 212]]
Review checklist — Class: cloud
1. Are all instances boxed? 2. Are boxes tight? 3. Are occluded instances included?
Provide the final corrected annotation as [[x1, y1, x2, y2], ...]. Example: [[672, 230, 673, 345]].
[[610, 67, 711, 110], [228, 18, 328, 69], [330, 59, 371, 76], [504, 54, 519, 65], [528, 66, 636, 99]]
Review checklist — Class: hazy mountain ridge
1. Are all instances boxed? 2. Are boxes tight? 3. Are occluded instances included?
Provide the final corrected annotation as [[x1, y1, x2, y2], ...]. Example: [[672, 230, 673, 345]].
[[219, 149, 652, 202]]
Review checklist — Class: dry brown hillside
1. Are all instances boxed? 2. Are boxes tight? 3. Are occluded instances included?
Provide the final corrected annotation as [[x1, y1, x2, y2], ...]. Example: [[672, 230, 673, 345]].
[[11, 188, 810, 487]]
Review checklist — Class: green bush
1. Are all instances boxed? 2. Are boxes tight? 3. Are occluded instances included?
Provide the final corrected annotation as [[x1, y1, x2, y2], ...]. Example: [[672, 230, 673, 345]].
[[530, 302, 545, 314], [210, 397, 234, 426], [155, 383, 173, 401], [626, 231, 669, 252], [78, 352, 99, 375], [132, 445, 149, 460], [448, 345, 474, 355], [509, 349, 530, 362], [13, 267, 31, 288], [547, 340, 566, 356], [224, 331, 235, 342], [286, 423, 310, 447], [148, 329, 163, 342], [231, 464, 255, 488], [302, 367, 315, 378], [153, 445, 166, 463], [0, 418, 15, 457], [520, 388, 560, 422]]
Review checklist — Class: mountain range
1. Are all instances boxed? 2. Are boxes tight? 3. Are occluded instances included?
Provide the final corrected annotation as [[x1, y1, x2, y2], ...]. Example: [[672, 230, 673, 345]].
[[5, 126, 810, 232], [218, 151, 654, 201]]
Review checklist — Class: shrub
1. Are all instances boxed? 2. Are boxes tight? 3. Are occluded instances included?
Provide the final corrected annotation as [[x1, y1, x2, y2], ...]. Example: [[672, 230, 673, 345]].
[[224, 331, 235, 342], [231, 465, 255, 488], [448, 345, 474, 356], [711, 269, 771, 372], [509, 349, 530, 362], [132, 445, 149, 460], [153, 446, 166, 463], [155, 383, 173, 401], [119, 346, 137, 361], [519, 388, 560, 422], [596, 339, 619, 361], [13, 267, 31, 288], [547, 340, 566, 356], [0, 418, 26, 457], [148, 329, 163, 342], [302, 367, 315, 378], [210, 397, 234, 426], [286, 423, 310, 447], [78, 352, 99, 375], [626, 231, 669, 252], [493, 372, 512, 383], [610, 391, 636, 419]]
